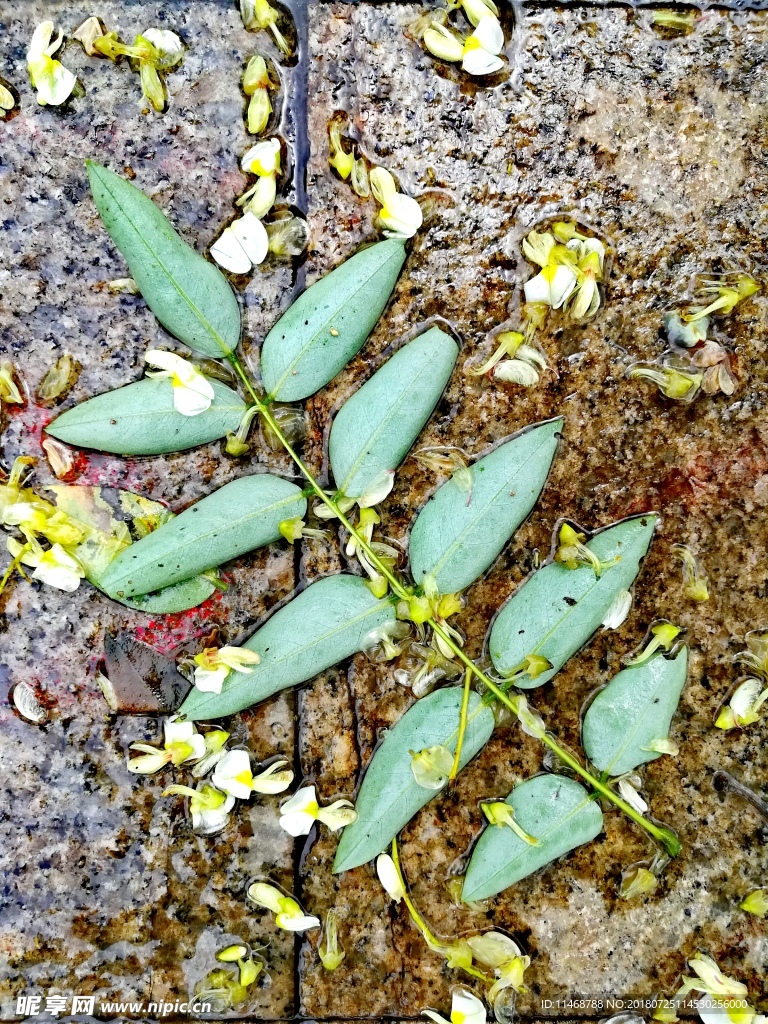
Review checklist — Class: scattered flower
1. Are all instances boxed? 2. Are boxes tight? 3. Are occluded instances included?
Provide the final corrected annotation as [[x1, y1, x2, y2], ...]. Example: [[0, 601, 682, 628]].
[[640, 737, 679, 756], [370, 167, 423, 239], [524, 262, 577, 310], [8, 537, 84, 592], [240, 0, 291, 55], [318, 908, 346, 970], [278, 784, 357, 835], [617, 777, 648, 814], [345, 507, 399, 598], [602, 589, 633, 630], [422, 989, 487, 1024], [620, 865, 658, 899], [394, 641, 463, 697], [72, 16, 106, 55], [673, 544, 710, 602], [664, 311, 709, 349], [715, 678, 768, 730], [247, 881, 320, 931], [193, 968, 249, 1012], [238, 138, 281, 219], [467, 931, 530, 1001], [243, 54, 272, 134], [127, 715, 206, 774], [0, 82, 15, 117], [690, 341, 736, 396], [740, 889, 768, 918], [377, 852, 406, 902], [193, 645, 260, 695], [683, 275, 760, 323], [513, 694, 547, 739], [27, 21, 78, 106], [210, 211, 270, 274], [424, 15, 505, 76], [0, 362, 23, 405], [676, 952, 757, 1024], [144, 350, 215, 416], [626, 622, 682, 666], [265, 211, 310, 257], [212, 749, 256, 800], [191, 729, 230, 778], [481, 801, 539, 846], [734, 629, 768, 681], [37, 352, 78, 402], [362, 620, 412, 662], [555, 523, 619, 577], [329, 118, 354, 179], [216, 943, 263, 987], [252, 758, 294, 793], [94, 28, 184, 111], [410, 744, 454, 790], [163, 782, 235, 834], [627, 362, 703, 403], [42, 438, 74, 479]]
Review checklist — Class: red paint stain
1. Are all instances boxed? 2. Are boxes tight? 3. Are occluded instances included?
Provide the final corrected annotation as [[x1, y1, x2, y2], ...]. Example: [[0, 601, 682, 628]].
[[134, 588, 227, 654]]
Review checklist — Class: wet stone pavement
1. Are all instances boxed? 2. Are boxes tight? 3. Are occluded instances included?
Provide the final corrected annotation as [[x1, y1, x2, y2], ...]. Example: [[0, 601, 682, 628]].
[[1, 0, 767, 1021]]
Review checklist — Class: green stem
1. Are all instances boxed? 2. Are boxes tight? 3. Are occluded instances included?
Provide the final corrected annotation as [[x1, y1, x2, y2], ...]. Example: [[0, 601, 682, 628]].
[[0, 546, 28, 600], [450, 667, 472, 780], [226, 354, 682, 859]]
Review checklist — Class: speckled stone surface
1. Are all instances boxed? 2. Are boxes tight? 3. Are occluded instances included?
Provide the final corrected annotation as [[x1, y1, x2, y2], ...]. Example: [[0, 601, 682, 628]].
[[1, 0, 768, 1021]]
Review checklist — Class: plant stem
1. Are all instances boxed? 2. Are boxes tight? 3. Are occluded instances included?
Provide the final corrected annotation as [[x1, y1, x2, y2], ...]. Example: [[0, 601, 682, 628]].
[[0, 546, 28, 600], [450, 667, 472, 780], [226, 354, 682, 858]]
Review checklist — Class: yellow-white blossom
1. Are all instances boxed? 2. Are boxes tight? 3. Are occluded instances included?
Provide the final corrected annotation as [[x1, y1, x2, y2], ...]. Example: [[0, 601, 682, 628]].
[[239, 139, 281, 219], [377, 853, 406, 902], [0, 82, 15, 117], [243, 54, 272, 135], [628, 362, 703, 403], [424, 16, 505, 76], [247, 881, 320, 931], [8, 536, 84, 592], [163, 782, 235, 834], [740, 889, 768, 918], [524, 262, 577, 310], [410, 744, 454, 790], [664, 311, 709, 348], [555, 523, 619, 577], [423, 989, 487, 1024], [93, 28, 183, 112], [318, 908, 346, 970], [252, 758, 294, 794], [266, 212, 310, 257], [467, 931, 530, 1001], [0, 362, 22, 404], [370, 167, 423, 239], [212, 749, 256, 800], [345, 507, 398, 598], [716, 678, 768, 730], [672, 544, 710, 601], [683, 275, 759, 323], [627, 622, 682, 666], [144, 350, 215, 416], [619, 865, 658, 899], [640, 737, 679, 756], [513, 694, 547, 739], [210, 212, 270, 275], [240, 0, 291, 55], [278, 784, 357, 836], [734, 630, 768, 680], [128, 715, 206, 774], [27, 22, 78, 107], [191, 729, 230, 778], [676, 953, 758, 1024], [216, 944, 262, 987], [193, 645, 260, 695], [481, 801, 539, 846]]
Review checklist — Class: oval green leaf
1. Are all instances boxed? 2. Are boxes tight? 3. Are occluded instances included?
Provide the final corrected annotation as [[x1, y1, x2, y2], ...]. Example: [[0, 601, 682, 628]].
[[581, 648, 688, 777], [333, 687, 495, 873], [489, 514, 657, 689], [98, 474, 306, 599], [47, 485, 216, 614], [462, 774, 604, 902], [260, 240, 406, 402], [46, 377, 246, 456], [329, 327, 459, 502], [180, 574, 395, 721], [409, 418, 562, 595], [87, 161, 241, 358]]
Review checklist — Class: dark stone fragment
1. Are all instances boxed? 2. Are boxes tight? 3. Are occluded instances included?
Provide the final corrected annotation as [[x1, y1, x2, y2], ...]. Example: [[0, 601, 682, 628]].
[[100, 632, 191, 714]]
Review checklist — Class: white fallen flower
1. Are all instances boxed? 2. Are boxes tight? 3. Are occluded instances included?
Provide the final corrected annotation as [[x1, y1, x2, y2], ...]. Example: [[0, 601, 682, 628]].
[[279, 784, 357, 836], [376, 852, 406, 902], [210, 212, 270, 275], [602, 589, 633, 630], [247, 881, 320, 931], [424, 15, 505, 76], [677, 952, 754, 1024], [144, 350, 214, 416], [192, 644, 260, 695], [523, 263, 578, 309], [128, 715, 206, 774], [370, 167, 423, 239], [423, 989, 487, 1024], [617, 777, 648, 814], [163, 783, 235, 834], [9, 537, 84, 592], [467, 931, 530, 1000], [410, 744, 454, 790], [493, 358, 540, 387], [27, 21, 78, 106], [716, 678, 768, 730], [212, 749, 256, 800]]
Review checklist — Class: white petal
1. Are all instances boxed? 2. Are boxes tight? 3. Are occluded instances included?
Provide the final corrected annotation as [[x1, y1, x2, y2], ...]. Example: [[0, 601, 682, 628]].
[[231, 212, 269, 265], [247, 881, 284, 914], [193, 666, 227, 694], [379, 193, 423, 239], [141, 28, 184, 68], [279, 810, 315, 836], [730, 678, 762, 720], [493, 359, 539, 387], [472, 14, 504, 54], [165, 717, 196, 744], [370, 167, 398, 206], [357, 469, 395, 508], [241, 138, 281, 176], [523, 270, 551, 305], [182, 734, 207, 762], [243, 175, 277, 220], [549, 265, 578, 308], [452, 990, 487, 1024], [280, 785, 318, 815], [211, 226, 252, 274], [173, 382, 213, 417], [618, 778, 648, 814], [376, 853, 405, 902], [462, 48, 504, 76], [34, 60, 78, 106], [193, 794, 235, 835], [28, 22, 54, 62], [602, 589, 632, 629], [276, 912, 320, 932]]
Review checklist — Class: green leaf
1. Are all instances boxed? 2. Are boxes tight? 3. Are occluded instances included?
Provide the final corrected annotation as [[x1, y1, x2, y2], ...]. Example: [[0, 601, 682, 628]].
[[98, 474, 306, 599], [86, 161, 241, 358], [329, 327, 459, 502], [333, 687, 495, 873], [489, 514, 657, 688], [180, 574, 395, 720], [409, 418, 562, 595], [462, 774, 604, 901], [581, 648, 688, 777], [47, 485, 216, 614], [260, 240, 406, 402], [46, 377, 246, 456]]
